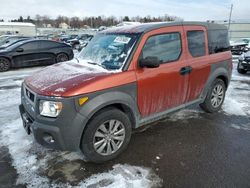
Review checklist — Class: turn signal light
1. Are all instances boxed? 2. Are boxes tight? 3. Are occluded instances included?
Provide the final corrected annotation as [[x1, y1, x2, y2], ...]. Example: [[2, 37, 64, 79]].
[[78, 97, 89, 106]]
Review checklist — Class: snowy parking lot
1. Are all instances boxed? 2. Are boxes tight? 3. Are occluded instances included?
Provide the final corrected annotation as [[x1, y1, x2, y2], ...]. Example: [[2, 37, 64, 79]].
[[0, 59, 250, 188]]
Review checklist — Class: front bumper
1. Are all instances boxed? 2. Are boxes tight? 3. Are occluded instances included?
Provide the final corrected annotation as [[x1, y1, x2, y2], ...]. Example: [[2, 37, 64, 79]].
[[19, 104, 66, 149], [19, 85, 89, 151]]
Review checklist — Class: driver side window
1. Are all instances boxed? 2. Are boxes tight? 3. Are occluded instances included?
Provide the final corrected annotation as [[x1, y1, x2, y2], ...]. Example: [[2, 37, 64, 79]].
[[20, 42, 39, 51], [141, 33, 182, 64]]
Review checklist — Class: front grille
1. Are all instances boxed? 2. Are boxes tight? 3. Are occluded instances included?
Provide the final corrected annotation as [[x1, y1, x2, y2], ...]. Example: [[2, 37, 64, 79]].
[[25, 86, 35, 103]]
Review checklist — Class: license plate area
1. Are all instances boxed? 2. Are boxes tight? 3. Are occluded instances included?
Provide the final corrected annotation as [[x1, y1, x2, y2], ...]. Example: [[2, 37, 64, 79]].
[[21, 113, 32, 134]]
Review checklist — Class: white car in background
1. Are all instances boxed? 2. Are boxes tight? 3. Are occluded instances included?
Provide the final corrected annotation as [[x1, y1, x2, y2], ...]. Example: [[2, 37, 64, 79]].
[[230, 38, 250, 55]]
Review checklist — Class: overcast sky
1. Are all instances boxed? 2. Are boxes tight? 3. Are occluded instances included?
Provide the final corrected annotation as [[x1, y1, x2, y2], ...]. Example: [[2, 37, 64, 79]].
[[0, 0, 249, 21]]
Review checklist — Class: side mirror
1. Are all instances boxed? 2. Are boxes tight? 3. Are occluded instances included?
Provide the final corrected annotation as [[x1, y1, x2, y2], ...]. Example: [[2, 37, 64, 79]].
[[16, 48, 24, 53], [139, 56, 160, 68]]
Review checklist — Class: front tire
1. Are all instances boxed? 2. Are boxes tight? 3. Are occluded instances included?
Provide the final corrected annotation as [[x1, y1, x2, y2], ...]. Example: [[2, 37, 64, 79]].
[[200, 79, 226, 113], [0, 57, 10, 72], [81, 108, 132, 163]]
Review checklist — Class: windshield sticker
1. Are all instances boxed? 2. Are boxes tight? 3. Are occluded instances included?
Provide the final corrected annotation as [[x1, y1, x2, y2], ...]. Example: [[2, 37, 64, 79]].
[[114, 36, 131, 44]]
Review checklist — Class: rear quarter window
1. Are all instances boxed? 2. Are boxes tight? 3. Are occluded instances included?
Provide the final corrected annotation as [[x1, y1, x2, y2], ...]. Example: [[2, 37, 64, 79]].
[[208, 29, 230, 54], [187, 30, 206, 57], [39, 41, 63, 49]]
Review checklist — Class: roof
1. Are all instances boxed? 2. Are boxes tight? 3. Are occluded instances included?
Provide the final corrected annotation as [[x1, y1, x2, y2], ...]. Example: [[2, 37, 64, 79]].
[[0, 22, 35, 27], [101, 21, 227, 34]]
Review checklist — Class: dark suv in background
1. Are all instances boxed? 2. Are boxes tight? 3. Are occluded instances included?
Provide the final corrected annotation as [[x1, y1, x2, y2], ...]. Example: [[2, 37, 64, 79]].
[[238, 51, 250, 74], [0, 39, 73, 72]]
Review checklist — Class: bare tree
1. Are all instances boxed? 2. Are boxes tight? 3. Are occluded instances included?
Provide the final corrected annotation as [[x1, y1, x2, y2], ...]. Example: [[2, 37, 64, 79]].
[[10, 14, 182, 28]]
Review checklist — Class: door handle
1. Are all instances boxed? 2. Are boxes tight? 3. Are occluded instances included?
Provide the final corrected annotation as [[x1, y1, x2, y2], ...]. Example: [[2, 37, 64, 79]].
[[179, 66, 192, 75]]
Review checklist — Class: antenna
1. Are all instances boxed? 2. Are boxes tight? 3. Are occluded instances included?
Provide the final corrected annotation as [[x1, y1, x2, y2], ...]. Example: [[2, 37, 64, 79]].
[[228, 4, 233, 39]]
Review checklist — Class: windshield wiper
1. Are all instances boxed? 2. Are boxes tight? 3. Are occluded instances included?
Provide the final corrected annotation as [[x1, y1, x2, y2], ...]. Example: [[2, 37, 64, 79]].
[[87, 61, 106, 69]]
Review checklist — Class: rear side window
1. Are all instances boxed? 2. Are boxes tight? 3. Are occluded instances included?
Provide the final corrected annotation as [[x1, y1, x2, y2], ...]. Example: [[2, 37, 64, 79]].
[[208, 30, 230, 54], [39, 41, 61, 49], [141, 33, 182, 64], [187, 31, 206, 57]]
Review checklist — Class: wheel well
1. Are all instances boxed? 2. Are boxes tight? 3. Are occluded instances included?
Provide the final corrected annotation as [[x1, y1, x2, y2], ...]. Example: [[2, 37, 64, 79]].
[[89, 103, 136, 129], [0, 56, 11, 62], [79, 103, 136, 149], [216, 75, 228, 88], [0, 56, 11, 67]]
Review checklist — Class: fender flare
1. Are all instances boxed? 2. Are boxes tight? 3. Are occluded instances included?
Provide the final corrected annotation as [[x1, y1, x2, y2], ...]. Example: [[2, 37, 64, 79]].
[[200, 66, 230, 101], [78, 91, 140, 128]]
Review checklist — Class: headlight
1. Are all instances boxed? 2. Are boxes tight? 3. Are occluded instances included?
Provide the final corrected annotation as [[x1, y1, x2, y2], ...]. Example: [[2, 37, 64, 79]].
[[239, 55, 244, 61], [39, 100, 63, 117]]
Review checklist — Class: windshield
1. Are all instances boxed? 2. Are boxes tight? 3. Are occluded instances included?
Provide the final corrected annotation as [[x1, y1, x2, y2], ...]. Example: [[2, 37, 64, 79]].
[[3, 40, 27, 51], [1, 39, 26, 48], [0, 36, 9, 43], [78, 33, 139, 70]]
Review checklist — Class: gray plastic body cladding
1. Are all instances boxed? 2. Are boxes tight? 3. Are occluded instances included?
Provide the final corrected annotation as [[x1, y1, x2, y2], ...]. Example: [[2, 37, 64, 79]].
[[77, 82, 139, 128], [21, 85, 88, 151], [21, 82, 138, 151], [200, 60, 232, 101]]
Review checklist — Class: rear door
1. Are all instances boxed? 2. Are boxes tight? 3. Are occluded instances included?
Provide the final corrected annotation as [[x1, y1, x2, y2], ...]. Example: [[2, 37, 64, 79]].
[[183, 25, 211, 103], [135, 26, 189, 117], [37, 41, 57, 65]]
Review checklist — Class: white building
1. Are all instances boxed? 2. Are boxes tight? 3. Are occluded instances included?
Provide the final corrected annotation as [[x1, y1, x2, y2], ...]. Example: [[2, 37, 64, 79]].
[[227, 22, 250, 40], [59, 22, 70, 29], [215, 21, 250, 41], [0, 22, 36, 36]]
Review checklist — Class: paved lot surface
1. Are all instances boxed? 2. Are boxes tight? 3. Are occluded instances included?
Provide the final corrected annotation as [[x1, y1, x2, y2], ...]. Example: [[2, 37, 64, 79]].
[[0, 60, 250, 188]]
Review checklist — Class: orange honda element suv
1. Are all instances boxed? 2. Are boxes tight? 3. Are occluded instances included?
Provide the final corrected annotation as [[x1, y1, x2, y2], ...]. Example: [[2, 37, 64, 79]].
[[20, 22, 232, 163]]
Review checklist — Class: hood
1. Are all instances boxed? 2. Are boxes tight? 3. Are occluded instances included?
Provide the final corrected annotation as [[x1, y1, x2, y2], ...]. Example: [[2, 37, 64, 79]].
[[25, 59, 112, 97], [0, 48, 8, 53]]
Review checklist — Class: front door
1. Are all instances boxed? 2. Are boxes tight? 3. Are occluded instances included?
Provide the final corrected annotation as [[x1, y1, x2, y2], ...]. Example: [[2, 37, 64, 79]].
[[134, 26, 189, 117], [12, 41, 41, 67]]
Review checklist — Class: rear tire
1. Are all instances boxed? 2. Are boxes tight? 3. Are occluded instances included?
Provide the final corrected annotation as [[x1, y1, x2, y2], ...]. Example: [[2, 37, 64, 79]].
[[0, 57, 10, 72], [56, 53, 68, 63], [80, 108, 132, 163], [237, 63, 247, 74], [200, 79, 226, 113]]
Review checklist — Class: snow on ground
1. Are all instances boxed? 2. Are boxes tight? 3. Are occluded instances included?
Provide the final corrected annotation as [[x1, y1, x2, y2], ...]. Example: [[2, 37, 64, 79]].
[[0, 58, 249, 187], [168, 109, 202, 122], [77, 164, 162, 188], [222, 62, 250, 116]]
